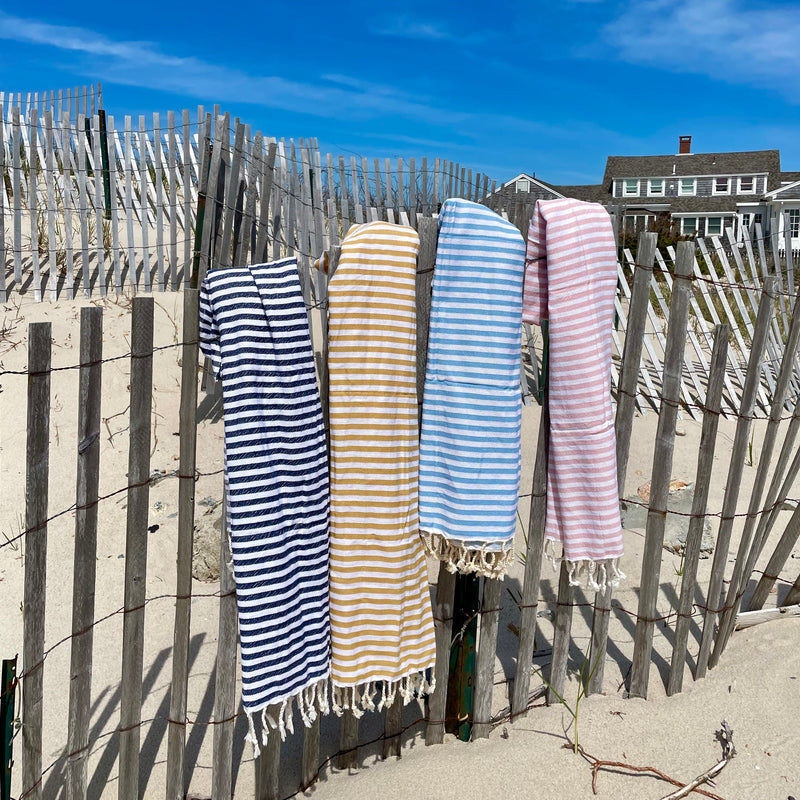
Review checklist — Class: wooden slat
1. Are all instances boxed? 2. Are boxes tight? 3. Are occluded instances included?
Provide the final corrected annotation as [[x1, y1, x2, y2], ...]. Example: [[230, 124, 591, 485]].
[[237, 132, 261, 265], [65, 307, 103, 800], [137, 117, 151, 292], [695, 276, 778, 679], [0, 105, 5, 302], [711, 278, 796, 664], [629, 240, 694, 698], [21, 321, 51, 800], [165, 290, 200, 800], [255, 705, 281, 800], [29, 109, 41, 300], [91, 114, 106, 296], [166, 112, 178, 286], [511, 404, 549, 713], [338, 705, 359, 771], [300, 716, 321, 791], [547, 562, 574, 705], [44, 110, 58, 300], [748, 425, 800, 610], [218, 122, 244, 270], [472, 577, 502, 739], [254, 141, 276, 264], [118, 297, 154, 800], [106, 116, 122, 294], [196, 117, 224, 285], [60, 111, 75, 299], [211, 498, 237, 800], [667, 324, 729, 695], [12, 106, 22, 285], [182, 110, 192, 284], [154, 113, 165, 290], [586, 232, 656, 695], [426, 565, 456, 746], [382, 695, 403, 759], [123, 117, 137, 291]]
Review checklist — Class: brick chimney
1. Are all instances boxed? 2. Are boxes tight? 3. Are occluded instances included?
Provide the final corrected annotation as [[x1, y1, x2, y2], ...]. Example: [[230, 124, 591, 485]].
[[679, 135, 692, 154]]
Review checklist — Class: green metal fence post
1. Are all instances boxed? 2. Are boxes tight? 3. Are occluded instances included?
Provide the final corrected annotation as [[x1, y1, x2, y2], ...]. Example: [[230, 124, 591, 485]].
[[2, 657, 17, 800]]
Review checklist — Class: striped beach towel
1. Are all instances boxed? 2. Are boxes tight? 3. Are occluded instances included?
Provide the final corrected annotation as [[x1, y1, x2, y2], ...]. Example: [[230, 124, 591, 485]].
[[522, 198, 624, 589], [326, 221, 437, 715], [199, 258, 331, 753], [419, 198, 526, 578]]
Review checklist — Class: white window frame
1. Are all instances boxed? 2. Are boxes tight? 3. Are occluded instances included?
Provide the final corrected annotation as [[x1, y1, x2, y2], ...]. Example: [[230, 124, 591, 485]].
[[622, 179, 639, 197], [648, 178, 664, 196], [741, 213, 751, 229], [790, 209, 800, 238], [678, 178, 696, 196], [707, 216, 723, 235], [516, 178, 530, 193], [738, 176, 755, 194], [681, 217, 698, 235], [713, 177, 730, 195]]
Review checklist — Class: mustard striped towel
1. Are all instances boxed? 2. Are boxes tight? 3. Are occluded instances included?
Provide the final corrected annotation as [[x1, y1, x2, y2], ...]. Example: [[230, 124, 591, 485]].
[[326, 221, 437, 715]]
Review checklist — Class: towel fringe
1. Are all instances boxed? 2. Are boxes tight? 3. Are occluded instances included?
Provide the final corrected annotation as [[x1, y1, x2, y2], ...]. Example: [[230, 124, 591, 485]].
[[253, 675, 330, 753], [420, 531, 514, 579], [545, 539, 625, 591], [332, 670, 436, 718]]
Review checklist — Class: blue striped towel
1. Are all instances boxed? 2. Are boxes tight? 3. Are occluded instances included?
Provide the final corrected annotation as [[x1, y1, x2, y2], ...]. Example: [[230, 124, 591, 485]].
[[199, 257, 331, 754], [419, 199, 526, 578]]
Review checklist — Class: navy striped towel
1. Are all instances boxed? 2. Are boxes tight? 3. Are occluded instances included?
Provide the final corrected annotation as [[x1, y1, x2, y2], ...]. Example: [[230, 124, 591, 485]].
[[419, 199, 526, 578], [199, 258, 331, 755]]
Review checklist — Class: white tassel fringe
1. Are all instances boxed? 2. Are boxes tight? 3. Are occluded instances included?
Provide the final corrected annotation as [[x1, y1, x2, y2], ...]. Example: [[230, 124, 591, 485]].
[[545, 539, 625, 591], [421, 531, 514, 579]]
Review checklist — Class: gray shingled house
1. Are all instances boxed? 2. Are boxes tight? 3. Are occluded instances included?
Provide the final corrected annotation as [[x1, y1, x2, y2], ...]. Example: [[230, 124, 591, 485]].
[[492, 137, 800, 251]]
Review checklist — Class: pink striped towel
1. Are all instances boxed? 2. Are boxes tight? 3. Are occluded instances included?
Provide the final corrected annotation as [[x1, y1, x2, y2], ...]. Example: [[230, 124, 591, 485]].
[[522, 198, 624, 590]]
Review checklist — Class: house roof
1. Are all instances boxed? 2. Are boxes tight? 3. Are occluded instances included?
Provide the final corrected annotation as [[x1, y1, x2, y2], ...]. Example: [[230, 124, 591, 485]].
[[779, 171, 800, 184], [547, 184, 610, 204], [602, 150, 782, 190], [765, 178, 800, 201]]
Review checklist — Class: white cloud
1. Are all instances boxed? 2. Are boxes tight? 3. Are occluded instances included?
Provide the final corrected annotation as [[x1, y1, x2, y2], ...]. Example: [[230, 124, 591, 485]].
[[604, 0, 800, 97], [372, 15, 491, 46], [0, 11, 466, 125]]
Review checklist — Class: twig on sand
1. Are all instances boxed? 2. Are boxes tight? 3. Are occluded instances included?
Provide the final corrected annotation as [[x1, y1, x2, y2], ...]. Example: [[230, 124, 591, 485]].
[[659, 721, 736, 800], [574, 720, 735, 799]]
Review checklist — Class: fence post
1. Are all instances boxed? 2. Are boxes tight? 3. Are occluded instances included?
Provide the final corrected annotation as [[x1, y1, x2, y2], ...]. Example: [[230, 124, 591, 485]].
[[629, 239, 694, 699], [211, 496, 237, 800], [66, 307, 103, 800], [587, 231, 656, 695], [22, 322, 52, 800], [2, 658, 16, 800], [667, 324, 729, 695], [165, 289, 199, 800], [118, 297, 154, 800]]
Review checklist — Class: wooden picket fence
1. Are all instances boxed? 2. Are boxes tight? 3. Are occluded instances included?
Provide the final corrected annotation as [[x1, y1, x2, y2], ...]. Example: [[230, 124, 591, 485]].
[[5, 120, 800, 797], [0, 106, 491, 303]]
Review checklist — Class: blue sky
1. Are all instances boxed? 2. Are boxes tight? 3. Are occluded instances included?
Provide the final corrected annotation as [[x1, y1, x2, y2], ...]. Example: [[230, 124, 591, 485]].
[[1, 0, 798, 185]]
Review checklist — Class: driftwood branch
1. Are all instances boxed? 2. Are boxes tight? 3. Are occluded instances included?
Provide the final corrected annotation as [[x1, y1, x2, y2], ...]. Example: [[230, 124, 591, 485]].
[[576, 720, 735, 800], [735, 603, 800, 630]]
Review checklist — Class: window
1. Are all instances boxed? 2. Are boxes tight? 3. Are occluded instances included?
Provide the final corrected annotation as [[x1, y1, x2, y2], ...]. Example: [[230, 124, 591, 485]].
[[623, 179, 639, 197], [707, 216, 723, 235], [713, 178, 730, 194], [739, 176, 755, 193], [790, 209, 800, 238], [741, 213, 751, 230], [754, 213, 763, 229], [681, 217, 698, 235], [648, 178, 664, 196], [516, 178, 530, 193], [679, 178, 696, 196]]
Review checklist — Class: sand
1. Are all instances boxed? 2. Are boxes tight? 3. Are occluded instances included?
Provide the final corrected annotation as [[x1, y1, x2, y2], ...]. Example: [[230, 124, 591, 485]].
[[1, 291, 799, 799]]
